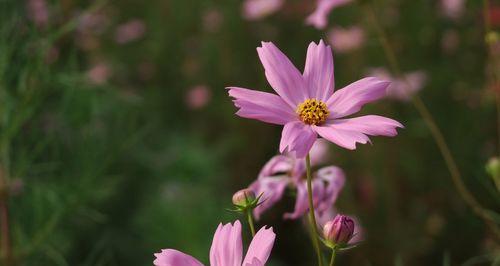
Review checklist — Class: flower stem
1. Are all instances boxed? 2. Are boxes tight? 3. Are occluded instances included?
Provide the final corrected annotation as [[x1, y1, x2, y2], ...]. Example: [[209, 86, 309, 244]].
[[329, 248, 337, 266], [245, 209, 256, 237], [363, 2, 500, 242], [306, 154, 323, 266], [0, 144, 12, 266]]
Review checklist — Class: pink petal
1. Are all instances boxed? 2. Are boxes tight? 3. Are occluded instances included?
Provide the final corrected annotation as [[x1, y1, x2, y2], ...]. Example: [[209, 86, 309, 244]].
[[312, 125, 370, 150], [280, 121, 317, 158], [250, 176, 289, 220], [332, 115, 403, 137], [315, 166, 345, 213], [153, 249, 203, 266], [303, 40, 334, 101], [257, 42, 308, 107], [242, 0, 284, 21], [305, 0, 353, 29], [284, 180, 324, 219], [258, 155, 294, 178], [326, 77, 390, 119], [209, 221, 243, 266], [228, 87, 296, 125], [242, 226, 276, 265]]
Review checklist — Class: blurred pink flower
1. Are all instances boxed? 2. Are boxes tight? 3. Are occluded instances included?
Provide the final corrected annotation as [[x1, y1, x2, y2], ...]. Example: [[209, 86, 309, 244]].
[[242, 0, 284, 21], [87, 63, 111, 85], [228, 40, 402, 158], [440, 0, 465, 20], [78, 12, 109, 35], [203, 8, 224, 32], [114, 19, 146, 44], [328, 26, 365, 53], [26, 0, 49, 28], [249, 140, 345, 220], [369, 68, 427, 101], [306, 0, 353, 29], [186, 85, 212, 110], [153, 220, 275, 266]]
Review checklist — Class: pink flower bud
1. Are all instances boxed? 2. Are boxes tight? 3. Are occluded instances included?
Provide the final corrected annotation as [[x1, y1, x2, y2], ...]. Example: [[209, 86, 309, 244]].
[[323, 214, 355, 245], [232, 188, 256, 206]]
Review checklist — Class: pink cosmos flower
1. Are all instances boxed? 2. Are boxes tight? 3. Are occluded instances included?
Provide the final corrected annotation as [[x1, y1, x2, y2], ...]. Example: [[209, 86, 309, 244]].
[[328, 26, 366, 54], [186, 85, 212, 110], [114, 19, 146, 44], [228, 41, 403, 158], [306, 0, 353, 29], [250, 140, 345, 220], [153, 220, 275, 266], [242, 0, 284, 21], [369, 68, 427, 101]]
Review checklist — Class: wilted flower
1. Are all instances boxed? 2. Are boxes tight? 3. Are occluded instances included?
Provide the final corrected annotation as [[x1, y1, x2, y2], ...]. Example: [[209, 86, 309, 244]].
[[369, 68, 427, 101], [250, 140, 345, 220], [242, 0, 284, 21], [26, 0, 49, 29], [440, 0, 465, 20], [186, 85, 212, 110], [153, 220, 275, 266], [328, 26, 365, 53], [228, 40, 402, 158], [323, 214, 355, 246], [114, 19, 146, 44], [306, 0, 353, 29]]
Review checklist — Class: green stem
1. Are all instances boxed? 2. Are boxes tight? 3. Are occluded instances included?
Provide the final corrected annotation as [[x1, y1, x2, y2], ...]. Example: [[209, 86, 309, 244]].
[[363, 2, 500, 242], [329, 248, 337, 266], [306, 154, 323, 266], [246, 209, 256, 237]]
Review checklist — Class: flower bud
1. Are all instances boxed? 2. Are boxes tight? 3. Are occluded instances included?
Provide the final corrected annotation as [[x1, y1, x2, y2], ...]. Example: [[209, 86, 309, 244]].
[[232, 188, 256, 206], [323, 215, 355, 246], [486, 157, 500, 191]]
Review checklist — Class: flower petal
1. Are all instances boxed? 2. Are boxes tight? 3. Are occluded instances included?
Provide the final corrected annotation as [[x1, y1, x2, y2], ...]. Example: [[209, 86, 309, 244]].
[[305, 0, 353, 29], [209, 221, 243, 266], [284, 180, 324, 219], [153, 249, 204, 266], [280, 121, 317, 158], [303, 40, 334, 101], [228, 87, 296, 125], [242, 226, 276, 266], [250, 176, 289, 220], [332, 115, 403, 137], [313, 124, 370, 150], [257, 42, 308, 107], [326, 77, 389, 118], [258, 155, 294, 178], [315, 166, 345, 213]]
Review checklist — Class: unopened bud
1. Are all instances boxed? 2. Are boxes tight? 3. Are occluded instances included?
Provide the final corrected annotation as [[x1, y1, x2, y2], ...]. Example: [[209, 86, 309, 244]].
[[486, 157, 500, 191], [323, 215, 355, 246], [232, 188, 256, 206]]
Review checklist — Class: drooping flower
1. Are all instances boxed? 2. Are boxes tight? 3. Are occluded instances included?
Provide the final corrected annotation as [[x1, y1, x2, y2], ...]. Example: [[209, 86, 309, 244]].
[[328, 26, 366, 54], [306, 0, 353, 29], [250, 140, 345, 220], [369, 68, 427, 101], [228, 41, 403, 158], [242, 0, 284, 21], [153, 221, 275, 266]]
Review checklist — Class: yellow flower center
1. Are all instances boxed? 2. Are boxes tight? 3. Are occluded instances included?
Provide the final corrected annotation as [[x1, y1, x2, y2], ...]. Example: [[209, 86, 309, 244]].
[[296, 98, 329, 125]]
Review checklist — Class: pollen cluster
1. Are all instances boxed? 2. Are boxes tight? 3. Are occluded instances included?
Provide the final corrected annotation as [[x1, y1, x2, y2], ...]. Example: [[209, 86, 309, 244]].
[[296, 98, 329, 125]]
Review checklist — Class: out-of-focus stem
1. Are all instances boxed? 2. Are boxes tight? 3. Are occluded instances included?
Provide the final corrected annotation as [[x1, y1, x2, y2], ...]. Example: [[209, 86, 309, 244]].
[[329, 248, 337, 266], [363, 2, 500, 242], [245, 209, 256, 237], [306, 154, 323, 266], [0, 148, 12, 265]]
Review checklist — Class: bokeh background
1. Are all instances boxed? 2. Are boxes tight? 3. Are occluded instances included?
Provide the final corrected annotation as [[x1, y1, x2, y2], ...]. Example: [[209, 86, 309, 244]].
[[1, 0, 500, 265]]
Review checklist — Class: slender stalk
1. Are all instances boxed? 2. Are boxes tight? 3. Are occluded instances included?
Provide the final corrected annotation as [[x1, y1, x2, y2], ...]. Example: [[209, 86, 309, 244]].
[[306, 154, 323, 266], [245, 210, 256, 237], [363, 2, 500, 241], [329, 248, 337, 266], [0, 152, 12, 265]]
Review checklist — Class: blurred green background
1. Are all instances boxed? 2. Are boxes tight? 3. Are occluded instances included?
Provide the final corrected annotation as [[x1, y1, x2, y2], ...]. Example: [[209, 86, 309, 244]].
[[0, 0, 499, 265]]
